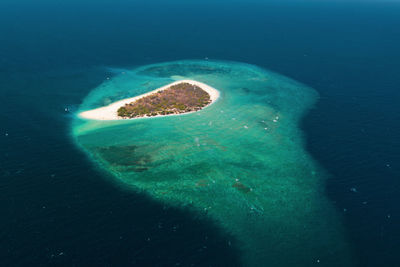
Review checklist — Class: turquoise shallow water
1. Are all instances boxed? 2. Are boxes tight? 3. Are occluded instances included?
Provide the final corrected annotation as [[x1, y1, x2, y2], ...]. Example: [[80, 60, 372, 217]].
[[72, 60, 353, 266]]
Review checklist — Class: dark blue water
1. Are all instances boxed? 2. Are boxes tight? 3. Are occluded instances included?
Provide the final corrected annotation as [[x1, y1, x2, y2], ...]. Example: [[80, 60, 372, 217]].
[[1, 1, 399, 266]]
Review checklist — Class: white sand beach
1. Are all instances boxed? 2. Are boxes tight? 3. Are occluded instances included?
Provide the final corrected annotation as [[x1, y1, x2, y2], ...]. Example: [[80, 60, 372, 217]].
[[79, 80, 220, 120]]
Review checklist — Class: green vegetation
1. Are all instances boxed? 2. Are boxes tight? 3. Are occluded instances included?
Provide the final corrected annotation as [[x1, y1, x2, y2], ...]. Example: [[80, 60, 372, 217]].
[[117, 82, 211, 118]]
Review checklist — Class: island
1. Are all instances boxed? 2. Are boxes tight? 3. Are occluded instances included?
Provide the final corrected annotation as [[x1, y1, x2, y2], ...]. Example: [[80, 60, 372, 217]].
[[118, 82, 210, 118], [79, 80, 220, 120]]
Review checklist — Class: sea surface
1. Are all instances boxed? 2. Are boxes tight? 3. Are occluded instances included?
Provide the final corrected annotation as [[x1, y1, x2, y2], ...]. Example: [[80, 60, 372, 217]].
[[1, 1, 399, 266]]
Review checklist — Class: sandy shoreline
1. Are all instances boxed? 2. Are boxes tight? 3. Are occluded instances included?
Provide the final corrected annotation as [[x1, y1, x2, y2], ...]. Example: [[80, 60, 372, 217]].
[[79, 79, 220, 120]]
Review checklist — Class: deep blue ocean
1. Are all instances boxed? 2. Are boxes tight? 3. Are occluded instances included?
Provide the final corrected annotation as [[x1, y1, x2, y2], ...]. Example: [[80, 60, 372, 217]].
[[1, 0, 399, 266]]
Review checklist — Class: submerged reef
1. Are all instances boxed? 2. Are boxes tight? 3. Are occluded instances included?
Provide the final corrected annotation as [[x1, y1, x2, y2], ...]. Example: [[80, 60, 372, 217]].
[[72, 60, 354, 266]]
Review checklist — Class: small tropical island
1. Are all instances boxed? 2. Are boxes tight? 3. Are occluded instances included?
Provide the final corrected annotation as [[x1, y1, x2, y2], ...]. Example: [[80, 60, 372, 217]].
[[117, 82, 211, 118], [79, 80, 219, 120]]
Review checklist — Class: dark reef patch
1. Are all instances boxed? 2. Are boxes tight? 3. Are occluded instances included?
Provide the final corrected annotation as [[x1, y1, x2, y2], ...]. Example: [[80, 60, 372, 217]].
[[93, 145, 152, 172]]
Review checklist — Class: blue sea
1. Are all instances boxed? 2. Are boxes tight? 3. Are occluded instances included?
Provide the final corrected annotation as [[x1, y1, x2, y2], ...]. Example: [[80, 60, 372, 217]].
[[1, 1, 399, 266]]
